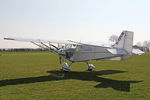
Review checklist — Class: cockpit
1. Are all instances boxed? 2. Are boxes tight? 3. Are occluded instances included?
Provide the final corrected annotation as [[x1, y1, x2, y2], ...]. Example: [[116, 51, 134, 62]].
[[65, 48, 75, 59]]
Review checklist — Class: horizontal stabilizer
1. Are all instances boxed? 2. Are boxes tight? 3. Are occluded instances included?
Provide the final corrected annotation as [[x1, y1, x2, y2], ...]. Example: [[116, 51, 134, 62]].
[[107, 48, 127, 55], [132, 49, 144, 55]]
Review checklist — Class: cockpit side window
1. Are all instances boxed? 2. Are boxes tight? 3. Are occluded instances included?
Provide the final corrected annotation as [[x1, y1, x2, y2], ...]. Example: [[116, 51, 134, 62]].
[[65, 48, 75, 59]]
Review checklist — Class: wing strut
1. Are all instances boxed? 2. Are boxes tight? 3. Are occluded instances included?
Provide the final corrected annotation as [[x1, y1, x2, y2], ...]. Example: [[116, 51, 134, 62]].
[[31, 42, 45, 49], [31, 41, 61, 54], [40, 42, 51, 49]]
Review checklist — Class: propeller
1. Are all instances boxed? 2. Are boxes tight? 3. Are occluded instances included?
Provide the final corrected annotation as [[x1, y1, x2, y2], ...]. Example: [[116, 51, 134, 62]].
[[49, 43, 66, 64]]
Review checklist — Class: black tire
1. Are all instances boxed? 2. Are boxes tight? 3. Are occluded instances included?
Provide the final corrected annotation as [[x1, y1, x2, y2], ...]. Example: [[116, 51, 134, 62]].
[[88, 68, 92, 71]]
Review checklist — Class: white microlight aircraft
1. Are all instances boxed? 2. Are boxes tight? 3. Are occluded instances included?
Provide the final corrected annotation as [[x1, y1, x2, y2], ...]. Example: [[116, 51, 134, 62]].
[[4, 31, 134, 72]]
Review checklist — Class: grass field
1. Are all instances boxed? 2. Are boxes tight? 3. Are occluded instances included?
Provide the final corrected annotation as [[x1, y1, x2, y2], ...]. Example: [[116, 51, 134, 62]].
[[0, 51, 150, 100]]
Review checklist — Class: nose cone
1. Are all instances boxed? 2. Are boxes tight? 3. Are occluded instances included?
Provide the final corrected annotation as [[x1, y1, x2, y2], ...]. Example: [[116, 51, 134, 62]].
[[57, 49, 65, 55]]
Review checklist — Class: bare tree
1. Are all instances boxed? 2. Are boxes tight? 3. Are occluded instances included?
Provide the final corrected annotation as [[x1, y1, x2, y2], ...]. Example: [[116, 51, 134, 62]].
[[143, 41, 150, 47], [143, 41, 150, 52], [109, 35, 118, 42], [136, 41, 142, 47]]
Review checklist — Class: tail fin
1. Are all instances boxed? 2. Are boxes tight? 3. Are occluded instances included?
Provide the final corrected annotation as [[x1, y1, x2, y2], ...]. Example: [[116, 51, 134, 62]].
[[114, 31, 134, 59]]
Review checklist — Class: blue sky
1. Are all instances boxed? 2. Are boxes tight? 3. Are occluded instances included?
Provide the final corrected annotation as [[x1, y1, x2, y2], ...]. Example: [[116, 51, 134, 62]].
[[0, 0, 150, 48]]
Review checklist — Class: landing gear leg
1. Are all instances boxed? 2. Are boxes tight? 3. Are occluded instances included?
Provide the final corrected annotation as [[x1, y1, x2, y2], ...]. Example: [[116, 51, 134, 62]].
[[86, 62, 96, 71], [62, 62, 72, 72]]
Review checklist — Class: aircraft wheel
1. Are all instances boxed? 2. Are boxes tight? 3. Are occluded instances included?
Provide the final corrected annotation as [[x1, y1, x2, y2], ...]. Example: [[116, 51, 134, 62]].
[[88, 68, 93, 71], [62, 62, 72, 72], [87, 64, 95, 71]]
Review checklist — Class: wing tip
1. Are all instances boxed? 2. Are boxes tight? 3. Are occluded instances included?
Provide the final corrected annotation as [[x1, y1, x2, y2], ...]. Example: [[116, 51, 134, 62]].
[[4, 38, 15, 40]]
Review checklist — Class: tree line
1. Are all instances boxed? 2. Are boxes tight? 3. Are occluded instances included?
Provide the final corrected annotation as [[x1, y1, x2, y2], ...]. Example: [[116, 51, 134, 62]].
[[0, 48, 49, 52]]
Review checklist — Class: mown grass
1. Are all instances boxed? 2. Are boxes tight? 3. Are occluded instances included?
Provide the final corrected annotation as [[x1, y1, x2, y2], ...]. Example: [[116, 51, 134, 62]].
[[0, 52, 150, 100]]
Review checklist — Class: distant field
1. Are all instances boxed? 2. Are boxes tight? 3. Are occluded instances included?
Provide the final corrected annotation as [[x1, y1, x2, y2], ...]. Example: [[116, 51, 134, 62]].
[[0, 52, 150, 100]]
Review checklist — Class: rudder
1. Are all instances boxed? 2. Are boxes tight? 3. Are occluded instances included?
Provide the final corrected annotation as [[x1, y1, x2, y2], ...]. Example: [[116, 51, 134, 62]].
[[114, 31, 134, 59]]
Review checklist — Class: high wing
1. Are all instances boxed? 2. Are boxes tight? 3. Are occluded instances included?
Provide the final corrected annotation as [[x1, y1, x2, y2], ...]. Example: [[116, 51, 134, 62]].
[[4, 37, 81, 54], [4, 37, 77, 45], [4, 36, 144, 56]]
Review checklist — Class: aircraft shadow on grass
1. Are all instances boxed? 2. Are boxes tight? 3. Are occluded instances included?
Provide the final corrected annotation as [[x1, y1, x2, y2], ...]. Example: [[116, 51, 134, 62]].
[[0, 69, 142, 92]]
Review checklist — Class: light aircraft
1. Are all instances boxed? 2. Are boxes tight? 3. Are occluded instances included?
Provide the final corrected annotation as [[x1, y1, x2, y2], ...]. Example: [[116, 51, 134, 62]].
[[4, 31, 135, 72]]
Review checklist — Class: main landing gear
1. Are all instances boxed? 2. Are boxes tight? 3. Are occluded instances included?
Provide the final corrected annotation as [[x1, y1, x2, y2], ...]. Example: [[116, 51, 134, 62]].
[[87, 62, 96, 71], [62, 62, 72, 72], [61, 62, 96, 72]]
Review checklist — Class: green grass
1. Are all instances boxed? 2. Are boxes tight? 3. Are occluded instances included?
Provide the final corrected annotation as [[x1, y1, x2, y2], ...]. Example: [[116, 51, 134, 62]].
[[0, 52, 150, 100]]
